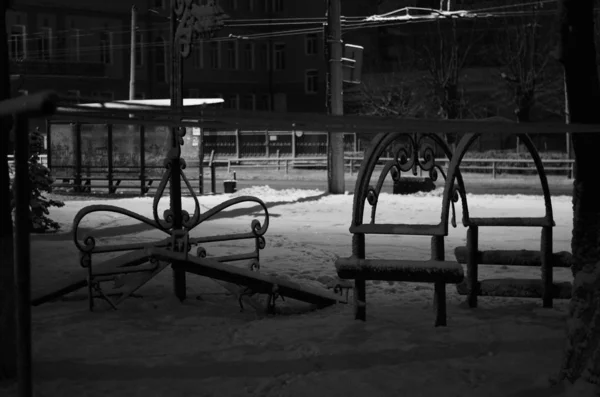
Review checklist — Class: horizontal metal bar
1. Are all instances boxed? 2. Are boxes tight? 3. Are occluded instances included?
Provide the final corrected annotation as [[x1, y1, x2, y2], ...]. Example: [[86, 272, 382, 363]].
[[0, 91, 58, 118]]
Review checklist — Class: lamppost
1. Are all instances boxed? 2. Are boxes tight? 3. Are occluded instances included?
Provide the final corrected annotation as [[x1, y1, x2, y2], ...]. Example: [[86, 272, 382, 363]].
[[168, 0, 227, 300]]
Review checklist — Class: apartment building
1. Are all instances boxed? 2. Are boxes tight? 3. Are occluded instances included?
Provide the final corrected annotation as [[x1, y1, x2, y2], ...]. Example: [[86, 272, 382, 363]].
[[7, 0, 378, 113]]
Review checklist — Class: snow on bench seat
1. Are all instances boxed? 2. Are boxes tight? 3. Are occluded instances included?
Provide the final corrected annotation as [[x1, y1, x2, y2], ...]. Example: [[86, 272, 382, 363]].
[[454, 247, 573, 268], [335, 256, 464, 284], [467, 217, 554, 228]]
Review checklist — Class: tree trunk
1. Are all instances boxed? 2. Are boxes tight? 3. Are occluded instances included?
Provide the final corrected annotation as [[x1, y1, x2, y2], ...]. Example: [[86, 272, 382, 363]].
[[554, 0, 600, 394], [0, 0, 17, 381]]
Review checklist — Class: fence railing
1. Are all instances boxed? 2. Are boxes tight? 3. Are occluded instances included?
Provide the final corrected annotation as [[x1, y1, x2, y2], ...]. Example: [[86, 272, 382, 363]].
[[8, 154, 575, 193]]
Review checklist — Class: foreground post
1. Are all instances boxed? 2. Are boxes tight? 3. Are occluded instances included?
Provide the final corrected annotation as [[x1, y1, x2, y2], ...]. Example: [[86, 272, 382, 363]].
[[326, 0, 345, 194]]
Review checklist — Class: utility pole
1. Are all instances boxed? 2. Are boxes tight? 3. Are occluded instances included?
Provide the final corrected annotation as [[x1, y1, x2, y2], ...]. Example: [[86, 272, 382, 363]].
[[129, 5, 137, 101], [326, 0, 345, 194]]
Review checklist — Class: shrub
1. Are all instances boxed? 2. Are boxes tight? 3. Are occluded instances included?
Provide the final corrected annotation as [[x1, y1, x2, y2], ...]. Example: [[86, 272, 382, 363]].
[[10, 129, 64, 233]]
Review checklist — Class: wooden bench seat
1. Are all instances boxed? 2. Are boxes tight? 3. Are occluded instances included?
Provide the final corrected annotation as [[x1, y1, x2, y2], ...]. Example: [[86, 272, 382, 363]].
[[335, 236, 465, 327], [336, 257, 464, 283]]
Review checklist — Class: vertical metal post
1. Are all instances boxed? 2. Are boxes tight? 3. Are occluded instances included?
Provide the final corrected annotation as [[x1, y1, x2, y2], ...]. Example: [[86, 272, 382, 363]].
[[467, 226, 479, 308], [170, 0, 186, 301], [234, 129, 240, 159], [431, 236, 447, 327], [74, 122, 82, 192], [291, 130, 296, 158], [139, 124, 146, 195], [107, 123, 114, 194], [265, 130, 269, 157], [45, 119, 52, 170], [198, 128, 204, 195], [129, 5, 137, 101], [13, 115, 32, 397], [541, 226, 553, 308]]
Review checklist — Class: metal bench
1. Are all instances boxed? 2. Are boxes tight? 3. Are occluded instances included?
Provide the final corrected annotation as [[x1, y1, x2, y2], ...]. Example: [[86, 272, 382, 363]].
[[335, 131, 468, 327]]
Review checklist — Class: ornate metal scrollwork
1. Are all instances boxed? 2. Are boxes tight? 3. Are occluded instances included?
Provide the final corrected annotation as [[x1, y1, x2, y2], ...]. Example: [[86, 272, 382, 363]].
[[174, 0, 229, 58], [361, 132, 463, 228]]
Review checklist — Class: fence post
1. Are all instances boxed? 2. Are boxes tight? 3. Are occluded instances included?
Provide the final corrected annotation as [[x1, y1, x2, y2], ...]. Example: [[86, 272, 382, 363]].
[[198, 128, 204, 195], [285, 159, 289, 174], [492, 160, 496, 179], [209, 150, 216, 194], [45, 120, 52, 171], [107, 123, 114, 194], [567, 160, 573, 179], [265, 130, 269, 157], [350, 159, 353, 175], [276, 149, 280, 171], [74, 122, 82, 192], [235, 129, 240, 159], [291, 131, 296, 158], [139, 124, 146, 196]]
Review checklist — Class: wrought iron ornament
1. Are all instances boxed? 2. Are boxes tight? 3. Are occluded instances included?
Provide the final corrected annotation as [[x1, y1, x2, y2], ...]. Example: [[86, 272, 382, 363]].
[[174, 0, 229, 58]]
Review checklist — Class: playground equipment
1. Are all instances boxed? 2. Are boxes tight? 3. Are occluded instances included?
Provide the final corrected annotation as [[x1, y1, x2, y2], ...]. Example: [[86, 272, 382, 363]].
[[335, 132, 467, 327], [450, 133, 574, 307], [335, 130, 580, 326], [33, 102, 345, 312]]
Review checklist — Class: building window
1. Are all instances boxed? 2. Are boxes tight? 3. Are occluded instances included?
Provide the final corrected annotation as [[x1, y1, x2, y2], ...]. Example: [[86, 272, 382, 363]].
[[240, 94, 255, 111], [37, 27, 53, 61], [243, 43, 255, 70], [260, 42, 270, 71], [305, 69, 319, 94], [264, 0, 282, 12], [135, 32, 144, 67], [209, 41, 221, 69], [154, 37, 167, 83], [68, 28, 80, 62], [273, 0, 283, 12], [9, 25, 27, 60], [226, 41, 238, 69], [99, 31, 113, 64], [225, 94, 239, 110], [257, 94, 271, 111], [193, 42, 203, 69], [273, 42, 285, 70], [305, 33, 318, 56]]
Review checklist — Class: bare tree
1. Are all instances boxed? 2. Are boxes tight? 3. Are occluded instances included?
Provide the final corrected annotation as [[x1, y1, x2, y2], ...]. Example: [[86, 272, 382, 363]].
[[550, 0, 600, 396], [493, 3, 558, 123], [418, 17, 478, 148], [354, 72, 428, 118], [0, 0, 17, 381]]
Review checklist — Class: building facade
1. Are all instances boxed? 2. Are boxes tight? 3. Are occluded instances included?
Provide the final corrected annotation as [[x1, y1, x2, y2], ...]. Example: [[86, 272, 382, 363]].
[[7, 0, 377, 113]]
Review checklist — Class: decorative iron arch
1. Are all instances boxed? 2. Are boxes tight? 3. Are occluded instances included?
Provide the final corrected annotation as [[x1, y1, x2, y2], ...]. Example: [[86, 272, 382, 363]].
[[440, 132, 555, 228], [351, 131, 469, 235]]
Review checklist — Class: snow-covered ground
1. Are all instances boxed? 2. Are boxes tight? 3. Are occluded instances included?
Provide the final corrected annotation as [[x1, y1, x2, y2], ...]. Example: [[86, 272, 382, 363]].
[[2, 186, 577, 396]]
